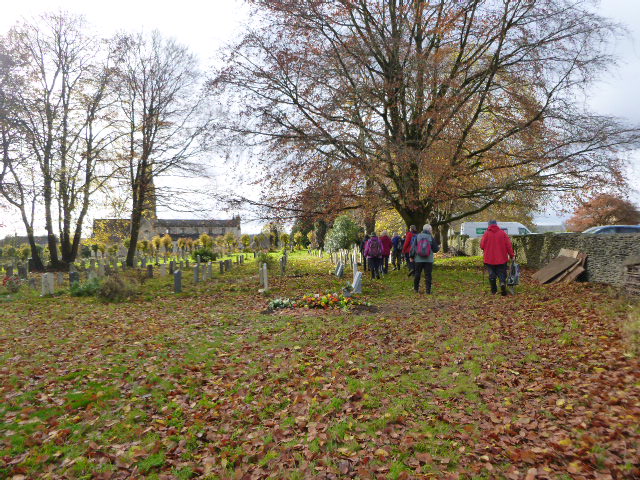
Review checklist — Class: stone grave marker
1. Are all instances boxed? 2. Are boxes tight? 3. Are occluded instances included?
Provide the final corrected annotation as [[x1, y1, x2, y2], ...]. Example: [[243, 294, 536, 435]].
[[160, 264, 167, 277], [352, 272, 363, 294], [259, 263, 269, 292], [69, 271, 80, 285], [219, 261, 225, 274], [280, 256, 286, 276], [29, 277, 36, 289], [18, 265, 28, 279], [169, 261, 175, 275], [141, 258, 147, 269], [225, 259, 232, 272], [90, 259, 96, 270], [41, 273, 55, 296], [88, 269, 97, 281], [174, 270, 182, 293], [336, 262, 345, 279], [6, 265, 14, 276], [207, 262, 213, 279], [146, 264, 154, 279], [57, 272, 65, 287], [97, 262, 105, 278], [194, 264, 200, 283]]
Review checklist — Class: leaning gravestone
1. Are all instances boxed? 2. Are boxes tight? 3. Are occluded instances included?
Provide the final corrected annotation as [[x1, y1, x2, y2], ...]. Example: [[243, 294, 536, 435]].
[[174, 270, 182, 293], [336, 262, 345, 279], [352, 272, 363, 294]]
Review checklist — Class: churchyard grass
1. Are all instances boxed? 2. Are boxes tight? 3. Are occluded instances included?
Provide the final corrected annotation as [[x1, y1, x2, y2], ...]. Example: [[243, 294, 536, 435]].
[[1, 252, 638, 479]]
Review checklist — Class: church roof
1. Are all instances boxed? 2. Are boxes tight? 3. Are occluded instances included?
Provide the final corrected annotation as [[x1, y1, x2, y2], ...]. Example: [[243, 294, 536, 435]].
[[156, 218, 240, 228]]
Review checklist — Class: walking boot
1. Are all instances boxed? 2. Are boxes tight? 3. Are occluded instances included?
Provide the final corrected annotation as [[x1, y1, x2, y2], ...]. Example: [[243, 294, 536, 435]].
[[500, 284, 508, 296], [489, 278, 497, 295]]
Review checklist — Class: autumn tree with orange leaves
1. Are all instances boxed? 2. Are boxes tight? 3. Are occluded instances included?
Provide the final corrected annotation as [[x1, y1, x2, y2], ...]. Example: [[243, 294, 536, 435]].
[[566, 194, 640, 232], [211, 0, 639, 229]]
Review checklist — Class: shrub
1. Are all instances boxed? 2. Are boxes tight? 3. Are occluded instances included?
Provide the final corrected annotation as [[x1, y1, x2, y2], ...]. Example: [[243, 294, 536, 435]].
[[325, 215, 360, 251], [191, 247, 217, 263], [256, 251, 276, 269], [97, 276, 137, 303], [70, 278, 102, 297], [2, 276, 22, 293]]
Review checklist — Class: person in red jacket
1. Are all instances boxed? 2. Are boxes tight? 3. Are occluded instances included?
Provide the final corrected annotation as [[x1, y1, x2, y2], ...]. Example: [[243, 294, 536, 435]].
[[379, 230, 393, 274], [402, 225, 418, 276], [480, 220, 515, 295]]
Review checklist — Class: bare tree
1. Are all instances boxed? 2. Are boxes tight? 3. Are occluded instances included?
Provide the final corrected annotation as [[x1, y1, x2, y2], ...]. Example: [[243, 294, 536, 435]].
[[211, 0, 640, 229], [113, 31, 210, 267], [1, 13, 120, 269]]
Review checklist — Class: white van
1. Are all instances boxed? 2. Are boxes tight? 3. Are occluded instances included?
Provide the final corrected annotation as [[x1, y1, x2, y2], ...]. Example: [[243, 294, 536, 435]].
[[460, 222, 532, 238]]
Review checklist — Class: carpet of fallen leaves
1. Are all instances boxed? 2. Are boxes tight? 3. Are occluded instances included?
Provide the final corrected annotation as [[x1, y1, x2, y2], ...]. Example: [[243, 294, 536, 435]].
[[1, 253, 639, 480]]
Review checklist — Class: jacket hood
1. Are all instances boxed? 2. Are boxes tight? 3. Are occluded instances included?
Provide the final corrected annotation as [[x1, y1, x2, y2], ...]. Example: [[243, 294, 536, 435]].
[[487, 224, 501, 233]]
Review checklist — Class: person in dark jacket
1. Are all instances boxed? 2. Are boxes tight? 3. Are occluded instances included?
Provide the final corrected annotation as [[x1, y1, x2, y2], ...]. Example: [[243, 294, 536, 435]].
[[411, 224, 440, 293], [391, 232, 403, 270], [379, 231, 393, 274], [402, 225, 418, 276], [364, 233, 383, 279], [360, 234, 370, 271], [480, 220, 515, 296]]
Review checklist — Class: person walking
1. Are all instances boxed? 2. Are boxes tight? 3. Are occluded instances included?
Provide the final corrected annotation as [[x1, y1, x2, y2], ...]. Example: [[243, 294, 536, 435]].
[[379, 231, 393, 274], [364, 232, 383, 279], [411, 224, 440, 294], [391, 232, 403, 270], [480, 220, 515, 296], [402, 225, 418, 276], [360, 234, 370, 272]]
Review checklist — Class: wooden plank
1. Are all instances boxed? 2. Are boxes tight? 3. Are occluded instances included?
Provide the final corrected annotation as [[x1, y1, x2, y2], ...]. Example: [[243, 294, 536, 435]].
[[563, 266, 585, 283], [559, 249, 580, 258], [532, 256, 580, 284], [550, 261, 581, 284]]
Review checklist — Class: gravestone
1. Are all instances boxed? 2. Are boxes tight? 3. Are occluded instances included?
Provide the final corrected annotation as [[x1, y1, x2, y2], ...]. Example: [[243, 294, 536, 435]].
[[280, 256, 286, 276], [169, 261, 175, 275], [259, 263, 269, 292], [336, 263, 345, 279], [194, 264, 200, 283], [146, 264, 154, 279], [225, 259, 232, 272], [88, 269, 97, 281], [208, 262, 213, 279], [219, 261, 225, 274], [141, 258, 147, 269], [80, 260, 86, 270], [174, 270, 182, 293], [352, 272, 363, 294], [69, 271, 80, 285], [57, 272, 64, 287], [97, 263, 105, 278], [18, 265, 28, 279], [90, 259, 96, 270], [160, 264, 167, 277], [6, 266, 13, 276], [179, 261, 184, 270], [41, 273, 55, 296], [29, 277, 36, 289]]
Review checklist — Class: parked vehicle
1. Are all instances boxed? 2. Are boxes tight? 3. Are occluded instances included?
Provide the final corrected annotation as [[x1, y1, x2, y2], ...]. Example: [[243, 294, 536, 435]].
[[582, 225, 640, 234], [459, 222, 533, 238]]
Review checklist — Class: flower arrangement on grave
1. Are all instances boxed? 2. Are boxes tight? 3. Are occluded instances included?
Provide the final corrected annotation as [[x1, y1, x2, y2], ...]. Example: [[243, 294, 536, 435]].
[[2, 275, 22, 293], [269, 292, 370, 311]]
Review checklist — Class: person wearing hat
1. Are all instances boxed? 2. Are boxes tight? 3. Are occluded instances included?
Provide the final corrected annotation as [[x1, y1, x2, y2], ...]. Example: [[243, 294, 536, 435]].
[[480, 220, 515, 295]]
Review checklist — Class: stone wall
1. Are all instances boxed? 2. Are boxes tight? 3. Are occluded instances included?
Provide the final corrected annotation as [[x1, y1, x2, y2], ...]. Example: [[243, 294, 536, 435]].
[[449, 233, 640, 286]]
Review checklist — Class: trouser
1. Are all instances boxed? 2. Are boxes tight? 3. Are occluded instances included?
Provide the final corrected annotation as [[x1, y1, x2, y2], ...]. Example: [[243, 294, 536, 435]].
[[383, 256, 389, 274], [405, 253, 414, 273], [413, 262, 433, 293], [362, 254, 367, 271], [392, 250, 402, 269], [485, 263, 507, 294], [368, 257, 381, 279]]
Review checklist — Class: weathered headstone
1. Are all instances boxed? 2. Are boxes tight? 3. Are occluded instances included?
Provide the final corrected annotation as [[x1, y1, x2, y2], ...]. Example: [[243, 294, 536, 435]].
[[259, 263, 269, 292], [174, 270, 182, 293], [160, 264, 167, 277], [88, 269, 97, 281], [336, 262, 345, 279], [169, 261, 175, 275], [41, 273, 55, 296], [29, 277, 36, 289], [194, 264, 200, 283], [219, 261, 225, 274], [69, 271, 80, 285], [207, 262, 213, 279], [57, 272, 64, 287], [97, 263, 105, 278], [90, 259, 96, 270], [352, 272, 363, 294], [141, 258, 147, 269], [18, 265, 28, 279], [225, 259, 232, 272], [146, 264, 154, 279]]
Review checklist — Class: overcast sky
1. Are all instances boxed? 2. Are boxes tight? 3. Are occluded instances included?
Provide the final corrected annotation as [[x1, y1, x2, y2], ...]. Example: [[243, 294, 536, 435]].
[[1, 0, 639, 237]]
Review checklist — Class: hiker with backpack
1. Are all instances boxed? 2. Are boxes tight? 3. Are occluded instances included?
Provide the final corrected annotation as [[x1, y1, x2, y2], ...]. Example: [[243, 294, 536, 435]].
[[380, 231, 393, 274], [480, 220, 515, 296], [403, 225, 418, 276], [391, 232, 403, 270], [410, 224, 440, 294], [360, 234, 370, 272], [364, 233, 383, 279]]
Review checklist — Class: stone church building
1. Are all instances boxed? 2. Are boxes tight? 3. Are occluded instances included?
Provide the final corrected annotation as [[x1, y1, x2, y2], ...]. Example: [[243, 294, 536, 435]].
[[93, 216, 242, 243]]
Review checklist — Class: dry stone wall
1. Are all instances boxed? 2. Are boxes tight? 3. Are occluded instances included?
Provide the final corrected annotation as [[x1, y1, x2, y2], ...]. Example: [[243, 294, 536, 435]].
[[449, 233, 640, 286]]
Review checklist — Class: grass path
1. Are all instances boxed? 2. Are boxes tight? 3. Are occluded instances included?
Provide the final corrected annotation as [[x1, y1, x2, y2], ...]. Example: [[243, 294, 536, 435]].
[[1, 252, 638, 479]]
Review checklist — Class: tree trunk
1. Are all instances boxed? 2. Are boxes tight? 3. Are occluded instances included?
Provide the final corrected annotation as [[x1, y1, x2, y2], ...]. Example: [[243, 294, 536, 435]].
[[440, 223, 450, 253], [126, 204, 143, 267]]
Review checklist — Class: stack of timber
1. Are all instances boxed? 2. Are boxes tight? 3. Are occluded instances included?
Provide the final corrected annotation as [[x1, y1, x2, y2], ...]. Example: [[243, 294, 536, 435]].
[[623, 256, 640, 297], [532, 249, 587, 284]]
